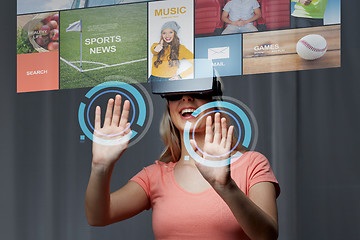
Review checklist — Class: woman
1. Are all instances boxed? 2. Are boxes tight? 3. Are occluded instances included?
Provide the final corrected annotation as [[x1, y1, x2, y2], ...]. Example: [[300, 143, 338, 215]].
[[149, 21, 194, 82], [85, 92, 280, 239], [222, 0, 262, 34]]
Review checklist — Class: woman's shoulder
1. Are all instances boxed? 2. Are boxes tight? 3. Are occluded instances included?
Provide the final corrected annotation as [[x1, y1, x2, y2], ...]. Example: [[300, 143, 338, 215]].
[[242, 151, 280, 196], [235, 150, 267, 160], [232, 151, 270, 169], [178, 44, 193, 57], [245, 151, 268, 160], [246, 151, 271, 166], [180, 43, 191, 47], [179, 44, 191, 51]]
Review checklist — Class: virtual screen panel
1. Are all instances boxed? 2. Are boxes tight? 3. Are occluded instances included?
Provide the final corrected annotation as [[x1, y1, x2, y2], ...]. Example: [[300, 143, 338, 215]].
[[59, 3, 147, 89]]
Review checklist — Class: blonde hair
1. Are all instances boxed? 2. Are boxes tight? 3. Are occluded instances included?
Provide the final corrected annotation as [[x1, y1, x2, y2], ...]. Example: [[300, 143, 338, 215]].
[[159, 104, 181, 163], [158, 98, 245, 163]]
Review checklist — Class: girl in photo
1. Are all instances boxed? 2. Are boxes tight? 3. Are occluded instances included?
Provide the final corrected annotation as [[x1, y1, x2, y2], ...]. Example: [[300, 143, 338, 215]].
[[149, 21, 194, 82]]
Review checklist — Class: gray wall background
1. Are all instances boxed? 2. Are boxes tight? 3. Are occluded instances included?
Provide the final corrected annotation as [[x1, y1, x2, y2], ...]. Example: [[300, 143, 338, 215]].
[[2, 1, 359, 239]]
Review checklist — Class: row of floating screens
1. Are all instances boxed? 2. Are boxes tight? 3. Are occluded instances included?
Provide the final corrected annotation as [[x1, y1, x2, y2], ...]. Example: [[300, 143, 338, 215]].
[[16, 1, 341, 93]]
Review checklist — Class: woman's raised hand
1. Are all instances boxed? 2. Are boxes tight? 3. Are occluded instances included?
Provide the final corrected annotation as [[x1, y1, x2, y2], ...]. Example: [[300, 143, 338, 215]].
[[92, 95, 131, 168], [190, 112, 234, 189], [154, 39, 164, 52]]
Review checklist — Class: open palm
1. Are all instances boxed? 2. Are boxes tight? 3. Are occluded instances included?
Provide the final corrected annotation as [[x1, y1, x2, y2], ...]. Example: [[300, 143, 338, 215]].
[[190, 113, 234, 188], [92, 95, 131, 168]]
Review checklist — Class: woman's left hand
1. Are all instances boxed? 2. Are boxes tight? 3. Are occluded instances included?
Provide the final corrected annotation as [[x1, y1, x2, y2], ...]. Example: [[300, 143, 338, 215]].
[[190, 112, 234, 190]]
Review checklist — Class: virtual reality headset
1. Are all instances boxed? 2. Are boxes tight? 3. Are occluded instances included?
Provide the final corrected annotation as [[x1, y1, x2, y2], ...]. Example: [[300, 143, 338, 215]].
[[149, 59, 223, 98]]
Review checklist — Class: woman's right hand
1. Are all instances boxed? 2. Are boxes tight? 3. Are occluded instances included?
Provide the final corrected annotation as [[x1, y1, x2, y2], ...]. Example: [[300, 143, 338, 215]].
[[154, 39, 164, 52], [86, 95, 149, 227], [92, 95, 131, 168]]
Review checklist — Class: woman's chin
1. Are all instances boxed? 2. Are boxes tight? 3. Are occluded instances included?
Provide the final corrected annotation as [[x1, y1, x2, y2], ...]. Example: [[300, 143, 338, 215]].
[[177, 124, 205, 135], [185, 124, 206, 134]]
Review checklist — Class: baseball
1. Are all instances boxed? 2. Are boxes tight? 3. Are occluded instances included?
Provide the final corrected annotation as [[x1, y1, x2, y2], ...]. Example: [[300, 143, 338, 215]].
[[296, 34, 328, 60]]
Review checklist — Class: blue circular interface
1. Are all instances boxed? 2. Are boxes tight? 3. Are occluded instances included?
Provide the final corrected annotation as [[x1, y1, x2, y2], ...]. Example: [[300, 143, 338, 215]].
[[182, 100, 254, 168], [86, 90, 136, 137], [78, 81, 153, 147], [191, 110, 241, 158]]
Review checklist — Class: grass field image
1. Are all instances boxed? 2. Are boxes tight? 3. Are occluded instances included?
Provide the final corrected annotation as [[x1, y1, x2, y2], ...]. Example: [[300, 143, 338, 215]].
[[60, 3, 147, 89]]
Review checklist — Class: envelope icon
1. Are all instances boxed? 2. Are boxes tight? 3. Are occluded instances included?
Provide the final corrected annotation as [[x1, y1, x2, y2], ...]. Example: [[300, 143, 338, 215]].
[[208, 47, 230, 60]]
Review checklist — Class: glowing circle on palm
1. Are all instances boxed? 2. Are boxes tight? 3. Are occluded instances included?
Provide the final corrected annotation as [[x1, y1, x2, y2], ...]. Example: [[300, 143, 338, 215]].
[[86, 90, 136, 137], [183, 98, 258, 167], [78, 81, 153, 146], [191, 110, 241, 158]]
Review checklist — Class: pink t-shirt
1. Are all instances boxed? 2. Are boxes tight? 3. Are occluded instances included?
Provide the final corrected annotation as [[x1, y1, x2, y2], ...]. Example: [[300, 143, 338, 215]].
[[130, 151, 280, 240]]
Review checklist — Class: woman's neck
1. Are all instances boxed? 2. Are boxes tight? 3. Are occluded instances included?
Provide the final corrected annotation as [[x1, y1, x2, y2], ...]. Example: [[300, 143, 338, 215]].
[[178, 131, 206, 166]]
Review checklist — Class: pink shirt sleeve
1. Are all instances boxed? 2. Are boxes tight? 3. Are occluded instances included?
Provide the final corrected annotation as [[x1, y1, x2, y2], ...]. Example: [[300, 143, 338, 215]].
[[129, 162, 165, 208], [129, 164, 160, 211], [129, 165, 154, 198], [247, 152, 281, 197]]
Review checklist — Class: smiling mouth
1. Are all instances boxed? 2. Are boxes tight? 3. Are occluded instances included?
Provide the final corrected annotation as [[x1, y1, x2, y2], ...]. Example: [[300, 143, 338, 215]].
[[180, 109, 195, 119], [165, 38, 172, 41]]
